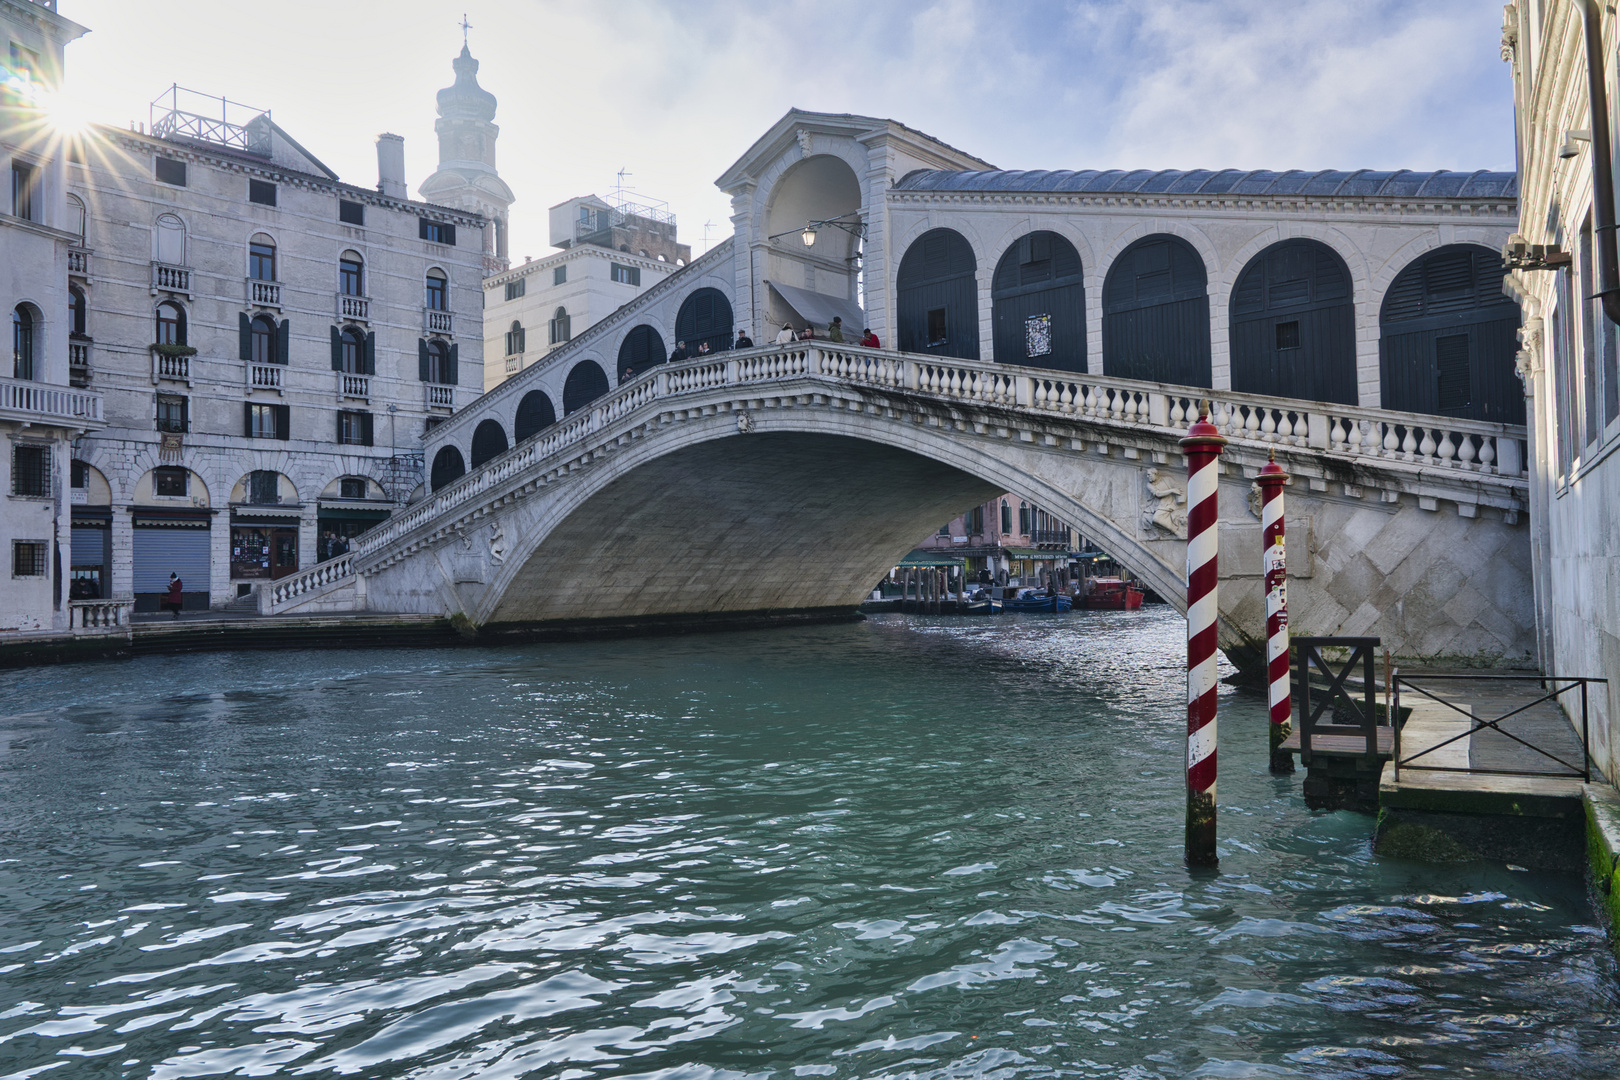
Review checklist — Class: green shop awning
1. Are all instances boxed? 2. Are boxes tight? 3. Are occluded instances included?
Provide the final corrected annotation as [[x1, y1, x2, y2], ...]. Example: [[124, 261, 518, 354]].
[[1004, 548, 1066, 560], [896, 550, 967, 568]]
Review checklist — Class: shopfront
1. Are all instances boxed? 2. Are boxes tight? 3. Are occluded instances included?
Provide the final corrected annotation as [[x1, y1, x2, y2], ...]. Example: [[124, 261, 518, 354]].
[[69, 508, 111, 599], [131, 508, 213, 611], [230, 506, 300, 583], [316, 499, 392, 561]]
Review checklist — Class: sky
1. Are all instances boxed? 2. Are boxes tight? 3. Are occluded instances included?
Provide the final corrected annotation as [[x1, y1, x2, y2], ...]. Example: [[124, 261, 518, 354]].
[[53, 0, 1516, 261]]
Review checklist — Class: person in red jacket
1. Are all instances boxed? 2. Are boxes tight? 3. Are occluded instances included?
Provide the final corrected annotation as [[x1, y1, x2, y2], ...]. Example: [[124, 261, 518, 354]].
[[163, 572, 183, 619], [860, 328, 881, 348]]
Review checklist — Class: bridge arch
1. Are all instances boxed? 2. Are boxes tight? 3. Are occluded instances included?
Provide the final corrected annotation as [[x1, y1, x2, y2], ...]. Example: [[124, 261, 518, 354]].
[[675, 289, 733, 355], [430, 445, 466, 492], [1102, 233, 1212, 386], [1379, 243, 1523, 423], [991, 230, 1085, 372], [562, 360, 611, 415], [896, 227, 979, 360], [1229, 238, 1357, 404], [514, 390, 557, 443], [470, 419, 509, 468], [617, 324, 667, 381]]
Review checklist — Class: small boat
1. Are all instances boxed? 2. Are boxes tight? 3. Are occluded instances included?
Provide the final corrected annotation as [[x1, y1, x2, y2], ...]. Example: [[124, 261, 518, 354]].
[[959, 597, 1002, 615], [1080, 577, 1144, 610], [1003, 588, 1073, 613]]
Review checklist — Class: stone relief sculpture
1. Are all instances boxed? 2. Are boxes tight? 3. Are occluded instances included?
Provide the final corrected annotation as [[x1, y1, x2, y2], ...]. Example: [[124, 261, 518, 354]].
[[1142, 468, 1188, 539], [488, 522, 506, 563], [1247, 481, 1263, 519]]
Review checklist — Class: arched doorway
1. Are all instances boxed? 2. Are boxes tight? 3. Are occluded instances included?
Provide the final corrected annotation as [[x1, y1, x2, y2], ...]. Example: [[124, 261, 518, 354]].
[[514, 390, 556, 442], [896, 228, 978, 361], [618, 324, 667, 381], [563, 360, 610, 415], [470, 418, 509, 467], [430, 445, 466, 492], [1229, 239, 1356, 404], [763, 154, 865, 333], [991, 231, 1085, 372], [1379, 244, 1522, 422], [675, 289, 733, 355], [1102, 234, 1210, 386]]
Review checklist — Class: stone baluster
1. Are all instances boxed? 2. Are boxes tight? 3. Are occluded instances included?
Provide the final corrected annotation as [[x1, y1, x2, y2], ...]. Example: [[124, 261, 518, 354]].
[[1456, 433, 1476, 468], [1418, 427, 1436, 460], [1479, 436, 1497, 472]]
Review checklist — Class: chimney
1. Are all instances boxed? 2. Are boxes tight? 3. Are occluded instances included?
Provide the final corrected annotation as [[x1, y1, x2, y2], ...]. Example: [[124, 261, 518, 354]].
[[376, 133, 406, 199]]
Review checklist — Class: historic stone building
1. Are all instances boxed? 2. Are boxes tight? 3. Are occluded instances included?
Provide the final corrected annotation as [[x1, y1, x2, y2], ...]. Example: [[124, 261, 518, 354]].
[[20, 33, 493, 615], [482, 194, 690, 391]]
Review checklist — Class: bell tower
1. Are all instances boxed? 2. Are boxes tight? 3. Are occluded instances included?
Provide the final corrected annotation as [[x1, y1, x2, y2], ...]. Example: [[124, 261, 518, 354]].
[[418, 25, 514, 273]]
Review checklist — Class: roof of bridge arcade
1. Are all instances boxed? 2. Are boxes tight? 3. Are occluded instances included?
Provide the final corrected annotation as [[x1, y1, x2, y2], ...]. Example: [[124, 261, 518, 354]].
[[715, 110, 994, 190], [891, 168, 1519, 199]]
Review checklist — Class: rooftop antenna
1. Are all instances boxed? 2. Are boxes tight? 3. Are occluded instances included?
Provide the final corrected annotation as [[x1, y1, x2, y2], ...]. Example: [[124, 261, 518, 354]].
[[613, 167, 632, 203], [702, 219, 715, 251], [460, 13, 472, 45]]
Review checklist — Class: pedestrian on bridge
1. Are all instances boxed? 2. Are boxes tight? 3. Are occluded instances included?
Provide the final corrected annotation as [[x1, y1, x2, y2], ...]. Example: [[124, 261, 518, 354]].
[[860, 327, 880, 348], [774, 323, 795, 345], [736, 330, 754, 349], [670, 341, 689, 363], [828, 317, 844, 343]]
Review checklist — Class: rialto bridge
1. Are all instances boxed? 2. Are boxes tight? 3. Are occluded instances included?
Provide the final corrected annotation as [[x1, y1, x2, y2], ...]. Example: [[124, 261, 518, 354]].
[[257, 109, 1534, 674]]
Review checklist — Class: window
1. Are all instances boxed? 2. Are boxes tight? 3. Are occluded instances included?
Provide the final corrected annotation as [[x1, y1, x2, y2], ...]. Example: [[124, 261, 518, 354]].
[[246, 402, 288, 440], [425, 270, 447, 310], [337, 410, 373, 446], [156, 394, 188, 434], [419, 219, 455, 245], [155, 301, 186, 346], [11, 444, 48, 496], [505, 320, 525, 355], [970, 505, 984, 534], [243, 470, 278, 505], [10, 158, 36, 220], [12, 541, 46, 578], [1000, 500, 1011, 534], [505, 278, 526, 301], [251, 315, 276, 364], [65, 193, 85, 244], [938, 522, 950, 536], [249, 238, 276, 281], [1275, 320, 1301, 351], [1436, 334, 1471, 414], [248, 179, 277, 206], [927, 308, 948, 347], [549, 307, 570, 345], [339, 477, 366, 499], [155, 213, 186, 265], [425, 340, 449, 383], [611, 263, 640, 286], [1019, 503, 1031, 535], [339, 256, 364, 296], [339, 199, 365, 226], [71, 460, 88, 489], [155, 156, 187, 187], [5, 43, 38, 104], [68, 286, 86, 336], [340, 327, 364, 373], [553, 265, 566, 286], [12, 304, 34, 379], [154, 466, 188, 497]]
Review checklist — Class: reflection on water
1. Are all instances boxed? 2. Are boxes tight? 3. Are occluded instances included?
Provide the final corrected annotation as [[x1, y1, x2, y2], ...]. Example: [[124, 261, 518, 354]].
[[0, 608, 1615, 1079]]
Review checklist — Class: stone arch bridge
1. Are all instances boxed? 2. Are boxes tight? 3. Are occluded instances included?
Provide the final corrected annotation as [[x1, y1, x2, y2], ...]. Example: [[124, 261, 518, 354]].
[[271, 343, 1534, 675]]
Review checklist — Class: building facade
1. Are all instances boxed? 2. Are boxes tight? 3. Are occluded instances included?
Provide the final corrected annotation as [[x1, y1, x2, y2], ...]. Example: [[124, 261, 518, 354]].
[[49, 47, 490, 614], [1502, 0, 1620, 782], [482, 194, 690, 391], [914, 495, 1077, 586], [2, 0, 104, 635]]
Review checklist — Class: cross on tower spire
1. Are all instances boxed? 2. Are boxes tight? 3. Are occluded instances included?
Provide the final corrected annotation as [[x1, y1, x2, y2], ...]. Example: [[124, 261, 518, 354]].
[[460, 13, 472, 45]]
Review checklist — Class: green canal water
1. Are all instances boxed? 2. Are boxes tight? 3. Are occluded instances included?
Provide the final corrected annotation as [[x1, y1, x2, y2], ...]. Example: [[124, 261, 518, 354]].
[[0, 609, 1615, 1079]]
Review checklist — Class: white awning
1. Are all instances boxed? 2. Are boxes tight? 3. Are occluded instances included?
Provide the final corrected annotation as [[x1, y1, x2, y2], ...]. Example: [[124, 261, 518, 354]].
[[767, 280, 866, 336]]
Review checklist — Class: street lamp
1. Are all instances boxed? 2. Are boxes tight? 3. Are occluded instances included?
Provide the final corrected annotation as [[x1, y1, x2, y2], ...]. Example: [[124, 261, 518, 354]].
[[801, 226, 817, 247]]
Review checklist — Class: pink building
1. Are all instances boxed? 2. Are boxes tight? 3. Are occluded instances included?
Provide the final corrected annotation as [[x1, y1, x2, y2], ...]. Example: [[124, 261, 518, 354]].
[[913, 495, 1078, 586]]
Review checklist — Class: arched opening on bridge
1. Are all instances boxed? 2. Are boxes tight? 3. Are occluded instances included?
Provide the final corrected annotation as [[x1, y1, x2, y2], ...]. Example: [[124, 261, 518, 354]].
[[618, 324, 667, 382], [514, 390, 556, 442], [1379, 244, 1523, 422], [430, 445, 466, 492], [897, 228, 979, 361], [1230, 238, 1356, 404], [764, 154, 864, 333], [991, 231, 1085, 372], [470, 419, 509, 468], [675, 289, 733, 355], [1102, 234, 1211, 386], [563, 360, 611, 415]]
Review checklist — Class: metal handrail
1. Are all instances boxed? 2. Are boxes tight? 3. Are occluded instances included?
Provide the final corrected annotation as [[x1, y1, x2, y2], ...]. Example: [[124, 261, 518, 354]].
[[1292, 636, 1382, 766], [1392, 673, 1607, 782]]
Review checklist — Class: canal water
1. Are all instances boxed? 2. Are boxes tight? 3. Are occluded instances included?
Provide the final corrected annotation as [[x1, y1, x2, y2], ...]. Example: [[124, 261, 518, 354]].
[[1, 609, 1616, 1080]]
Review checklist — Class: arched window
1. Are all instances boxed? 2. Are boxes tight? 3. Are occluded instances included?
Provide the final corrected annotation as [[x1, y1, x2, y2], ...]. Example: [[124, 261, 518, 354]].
[[470, 418, 509, 467], [430, 445, 466, 492], [251, 315, 276, 364], [339, 252, 364, 296], [674, 288, 733, 355], [424, 340, 450, 383], [1000, 499, 1011, 535], [562, 360, 609, 415], [154, 213, 186, 265], [340, 326, 365, 374], [1379, 244, 1522, 423], [505, 320, 525, 355], [514, 390, 557, 442], [896, 228, 978, 360], [12, 305, 35, 380], [1229, 239, 1356, 405], [1101, 234, 1211, 386], [68, 286, 86, 337], [617, 324, 667, 382], [425, 269, 448, 311], [65, 193, 85, 245], [991, 231, 1085, 372], [156, 301, 186, 346], [549, 306, 571, 345], [249, 234, 276, 281]]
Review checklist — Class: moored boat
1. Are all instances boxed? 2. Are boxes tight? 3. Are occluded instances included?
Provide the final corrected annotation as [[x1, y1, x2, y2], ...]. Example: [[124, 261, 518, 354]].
[[1003, 588, 1073, 613], [1079, 577, 1144, 610]]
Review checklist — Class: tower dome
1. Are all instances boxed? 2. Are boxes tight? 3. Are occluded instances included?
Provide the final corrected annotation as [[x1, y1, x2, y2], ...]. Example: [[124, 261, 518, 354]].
[[419, 39, 514, 274], [436, 45, 497, 122]]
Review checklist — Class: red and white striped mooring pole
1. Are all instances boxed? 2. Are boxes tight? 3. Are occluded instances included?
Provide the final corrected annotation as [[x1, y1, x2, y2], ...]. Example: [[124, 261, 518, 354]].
[[1181, 407, 1226, 868], [1256, 452, 1292, 774]]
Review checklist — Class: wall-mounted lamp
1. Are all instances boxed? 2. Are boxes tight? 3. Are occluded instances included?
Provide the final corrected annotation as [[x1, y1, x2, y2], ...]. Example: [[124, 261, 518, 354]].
[[1560, 128, 1593, 159], [768, 214, 867, 250]]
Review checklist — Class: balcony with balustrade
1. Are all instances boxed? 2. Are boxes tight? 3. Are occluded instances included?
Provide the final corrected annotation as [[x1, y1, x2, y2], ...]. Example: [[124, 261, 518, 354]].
[[69, 339, 92, 387], [338, 293, 370, 322], [150, 262, 191, 296], [247, 362, 285, 394], [424, 308, 454, 336], [150, 347, 193, 385], [247, 278, 282, 309], [68, 248, 91, 279], [0, 375, 104, 430], [339, 372, 370, 401], [424, 384, 454, 411]]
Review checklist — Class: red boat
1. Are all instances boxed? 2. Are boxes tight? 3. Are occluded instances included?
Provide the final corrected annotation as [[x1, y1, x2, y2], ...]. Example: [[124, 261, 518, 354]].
[[1079, 577, 1144, 610]]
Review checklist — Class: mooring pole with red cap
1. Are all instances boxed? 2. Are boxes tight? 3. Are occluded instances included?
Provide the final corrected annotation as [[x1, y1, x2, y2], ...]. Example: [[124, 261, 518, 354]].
[[1256, 451, 1293, 773], [1180, 406, 1227, 868]]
